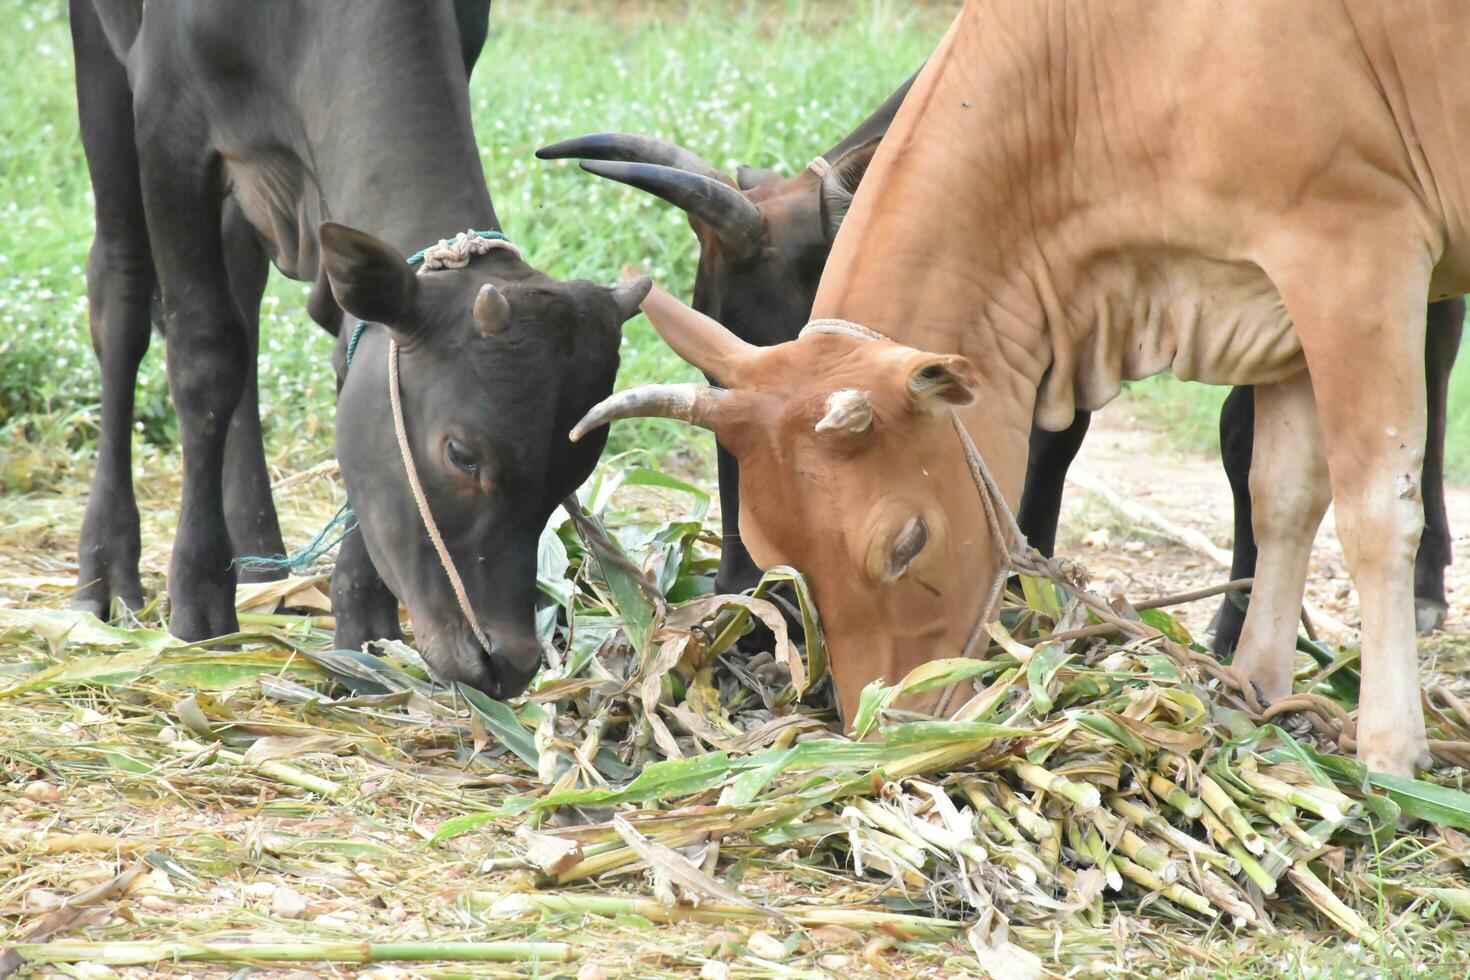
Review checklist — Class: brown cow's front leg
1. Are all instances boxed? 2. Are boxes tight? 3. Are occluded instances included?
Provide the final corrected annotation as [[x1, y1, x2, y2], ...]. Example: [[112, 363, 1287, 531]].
[[1229, 373, 1330, 702], [1280, 256, 1431, 776]]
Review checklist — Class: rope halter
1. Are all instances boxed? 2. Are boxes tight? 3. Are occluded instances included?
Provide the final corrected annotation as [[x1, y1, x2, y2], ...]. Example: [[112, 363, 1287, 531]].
[[386, 229, 518, 661]]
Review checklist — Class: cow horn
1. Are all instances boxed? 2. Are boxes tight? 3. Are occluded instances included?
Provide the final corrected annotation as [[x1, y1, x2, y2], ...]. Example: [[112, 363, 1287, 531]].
[[536, 132, 729, 184], [570, 383, 725, 442], [578, 161, 765, 261], [815, 388, 873, 435], [609, 275, 653, 322], [473, 283, 512, 336]]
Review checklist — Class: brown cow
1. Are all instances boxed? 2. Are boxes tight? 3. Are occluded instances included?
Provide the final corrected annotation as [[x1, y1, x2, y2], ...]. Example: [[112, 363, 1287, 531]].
[[574, 1, 1470, 777]]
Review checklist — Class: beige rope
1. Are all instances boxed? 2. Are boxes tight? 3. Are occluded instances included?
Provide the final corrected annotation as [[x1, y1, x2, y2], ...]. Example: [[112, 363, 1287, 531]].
[[806, 156, 832, 179], [415, 229, 521, 273], [388, 341, 495, 657]]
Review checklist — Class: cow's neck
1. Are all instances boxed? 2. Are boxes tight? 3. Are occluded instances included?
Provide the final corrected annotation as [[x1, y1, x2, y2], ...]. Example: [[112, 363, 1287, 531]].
[[303, 12, 500, 257], [810, 9, 1100, 510]]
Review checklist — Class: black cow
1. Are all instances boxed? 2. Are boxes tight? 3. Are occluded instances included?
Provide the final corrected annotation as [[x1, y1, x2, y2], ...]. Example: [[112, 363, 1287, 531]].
[[541, 79, 1461, 650], [70, 0, 647, 697]]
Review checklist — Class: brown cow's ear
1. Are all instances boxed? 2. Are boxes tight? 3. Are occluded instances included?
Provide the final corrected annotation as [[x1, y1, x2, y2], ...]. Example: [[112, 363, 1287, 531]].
[[640, 281, 759, 387], [819, 136, 882, 242], [319, 222, 420, 337], [906, 354, 979, 411]]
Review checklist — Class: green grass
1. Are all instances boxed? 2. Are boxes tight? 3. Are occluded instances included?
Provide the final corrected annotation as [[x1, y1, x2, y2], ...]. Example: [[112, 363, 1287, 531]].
[[7, 0, 1469, 483], [0, 0, 945, 473]]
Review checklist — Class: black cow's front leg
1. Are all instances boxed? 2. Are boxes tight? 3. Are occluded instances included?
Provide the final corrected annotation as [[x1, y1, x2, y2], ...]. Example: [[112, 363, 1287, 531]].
[[1209, 385, 1257, 656], [1213, 298, 1465, 653], [219, 204, 288, 582], [71, 0, 151, 620], [1414, 297, 1464, 632], [713, 442, 763, 595], [1017, 410, 1092, 558], [330, 527, 403, 651], [136, 139, 248, 640]]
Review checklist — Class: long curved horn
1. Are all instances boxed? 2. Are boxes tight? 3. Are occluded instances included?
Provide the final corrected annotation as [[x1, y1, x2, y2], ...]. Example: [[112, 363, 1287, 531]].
[[570, 383, 725, 442], [536, 133, 729, 184], [578, 161, 764, 261]]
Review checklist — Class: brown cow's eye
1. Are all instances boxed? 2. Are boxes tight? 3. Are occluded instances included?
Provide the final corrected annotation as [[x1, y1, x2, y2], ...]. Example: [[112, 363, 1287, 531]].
[[444, 438, 479, 477], [888, 516, 928, 578]]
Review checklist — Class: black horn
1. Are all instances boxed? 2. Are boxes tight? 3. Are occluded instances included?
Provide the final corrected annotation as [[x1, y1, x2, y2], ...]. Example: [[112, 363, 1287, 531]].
[[537, 132, 728, 184], [578, 161, 765, 261]]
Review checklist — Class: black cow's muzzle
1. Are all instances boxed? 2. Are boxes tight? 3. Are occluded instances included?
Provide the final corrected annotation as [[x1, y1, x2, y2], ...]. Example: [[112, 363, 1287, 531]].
[[441, 632, 543, 700]]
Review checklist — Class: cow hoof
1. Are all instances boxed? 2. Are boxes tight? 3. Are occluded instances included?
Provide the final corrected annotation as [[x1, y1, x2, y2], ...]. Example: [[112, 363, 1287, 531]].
[[168, 592, 240, 642], [72, 577, 146, 624], [1415, 598, 1448, 634], [332, 595, 403, 651]]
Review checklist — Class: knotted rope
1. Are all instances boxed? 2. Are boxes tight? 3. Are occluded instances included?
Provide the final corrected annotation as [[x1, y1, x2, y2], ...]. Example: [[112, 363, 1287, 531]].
[[409, 229, 519, 270]]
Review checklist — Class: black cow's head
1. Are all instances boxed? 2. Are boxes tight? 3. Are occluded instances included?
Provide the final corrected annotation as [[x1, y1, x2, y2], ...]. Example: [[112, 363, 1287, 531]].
[[321, 221, 649, 698], [535, 134, 881, 349]]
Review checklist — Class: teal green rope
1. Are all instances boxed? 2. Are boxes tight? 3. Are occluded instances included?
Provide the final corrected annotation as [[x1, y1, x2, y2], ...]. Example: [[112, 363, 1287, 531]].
[[232, 500, 358, 574], [234, 230, 509, 575], [344, 317, 368, 369]]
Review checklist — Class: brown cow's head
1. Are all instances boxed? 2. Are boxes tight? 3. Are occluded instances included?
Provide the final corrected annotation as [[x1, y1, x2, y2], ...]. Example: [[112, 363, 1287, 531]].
[[570, 285, 993, 724], [321, 222, 650, 699]]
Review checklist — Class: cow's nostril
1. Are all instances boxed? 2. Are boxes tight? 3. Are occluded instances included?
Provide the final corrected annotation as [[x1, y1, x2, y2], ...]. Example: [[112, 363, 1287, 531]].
[[481, 638, 543, 699], [888, 516, 929, 579]]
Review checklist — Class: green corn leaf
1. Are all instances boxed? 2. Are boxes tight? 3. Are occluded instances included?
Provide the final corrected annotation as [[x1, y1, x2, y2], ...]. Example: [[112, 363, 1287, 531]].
[[456, 684, 540, 770], [1018, 575, 1062, 621], [752, 566, 828, 693], [1026, 644, 1069, 715], [1137, 608, 1192, 645]]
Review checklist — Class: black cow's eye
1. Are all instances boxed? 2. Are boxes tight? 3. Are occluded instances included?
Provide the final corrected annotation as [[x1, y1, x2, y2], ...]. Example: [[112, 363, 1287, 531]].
[[444, 438, 479, 477]]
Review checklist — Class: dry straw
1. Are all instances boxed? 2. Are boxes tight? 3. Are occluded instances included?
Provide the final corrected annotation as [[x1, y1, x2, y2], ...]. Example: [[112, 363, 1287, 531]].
[[4, 465, 1470, 974]]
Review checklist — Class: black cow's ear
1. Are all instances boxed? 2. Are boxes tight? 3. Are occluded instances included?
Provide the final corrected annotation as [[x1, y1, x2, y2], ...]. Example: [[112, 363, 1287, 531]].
[[819, 136, 882, 243], [319, 222, 420, 334], [735, 164, 782, 190]]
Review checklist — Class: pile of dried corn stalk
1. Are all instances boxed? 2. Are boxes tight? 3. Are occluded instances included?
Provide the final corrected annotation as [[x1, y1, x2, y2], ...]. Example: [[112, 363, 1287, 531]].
[[4, 462, 1470, 974]]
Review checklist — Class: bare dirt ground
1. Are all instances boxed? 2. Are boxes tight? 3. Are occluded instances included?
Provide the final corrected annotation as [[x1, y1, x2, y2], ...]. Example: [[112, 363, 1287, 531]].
[[1055, 409, 1470, 682]]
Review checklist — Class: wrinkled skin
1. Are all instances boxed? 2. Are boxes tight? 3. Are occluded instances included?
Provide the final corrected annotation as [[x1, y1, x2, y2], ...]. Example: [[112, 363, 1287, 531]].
[[70, 0, 643, 698], [543, 81, 1458, 656], [579, 0, 1470, 778]]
